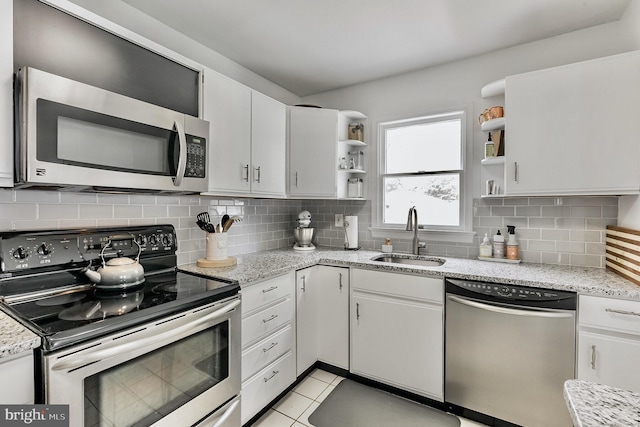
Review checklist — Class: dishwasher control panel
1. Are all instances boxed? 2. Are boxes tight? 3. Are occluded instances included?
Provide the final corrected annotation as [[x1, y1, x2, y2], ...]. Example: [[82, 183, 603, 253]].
[[445, 278, 577, 309]]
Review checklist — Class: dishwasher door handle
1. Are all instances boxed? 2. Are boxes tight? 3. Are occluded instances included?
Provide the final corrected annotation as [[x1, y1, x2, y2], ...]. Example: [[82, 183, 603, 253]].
[[447, 295, 574, 318]]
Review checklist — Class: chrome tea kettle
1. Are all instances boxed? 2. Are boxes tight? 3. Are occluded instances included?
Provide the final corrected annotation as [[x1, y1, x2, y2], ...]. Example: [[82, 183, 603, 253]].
[[84, 237, 145, 289]]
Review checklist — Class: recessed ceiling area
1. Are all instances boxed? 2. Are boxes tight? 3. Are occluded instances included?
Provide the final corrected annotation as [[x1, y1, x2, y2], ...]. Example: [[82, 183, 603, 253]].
[[120, 0, 631, 96]]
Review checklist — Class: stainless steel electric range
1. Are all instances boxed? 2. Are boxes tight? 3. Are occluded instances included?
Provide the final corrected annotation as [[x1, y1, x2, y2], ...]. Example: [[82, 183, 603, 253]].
[[0, 224, 241, 427]]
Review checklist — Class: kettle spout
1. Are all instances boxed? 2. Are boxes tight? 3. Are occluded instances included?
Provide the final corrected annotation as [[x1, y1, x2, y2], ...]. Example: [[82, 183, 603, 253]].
[[84, 267, 102, 284]]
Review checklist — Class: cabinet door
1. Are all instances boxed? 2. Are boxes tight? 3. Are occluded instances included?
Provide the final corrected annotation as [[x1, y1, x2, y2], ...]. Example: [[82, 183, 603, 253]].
[[0, 0, 13, 187], [317, 266, 349, 369], [0, 353, 34, 404], [251, 91, 286, 197], [505, 51, 640, 196], [577, 331, 640, 393], [203, 68, 252, 194], [296, 266, 318, 376], [351, 291, 443, 400], [288, 107, 338, 198]]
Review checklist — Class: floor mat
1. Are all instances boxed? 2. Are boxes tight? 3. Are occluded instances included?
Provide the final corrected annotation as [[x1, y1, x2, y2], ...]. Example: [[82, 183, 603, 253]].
[[308, 379, 460, 427]]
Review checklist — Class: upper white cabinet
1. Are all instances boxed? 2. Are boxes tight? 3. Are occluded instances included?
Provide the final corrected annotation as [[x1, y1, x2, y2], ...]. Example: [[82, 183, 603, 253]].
[[504, 51, 640, 196], [203, 68, 286, 198], [0, 0, 13, 187], [288, 106, 338, 198], [288, 107, 367, 199]]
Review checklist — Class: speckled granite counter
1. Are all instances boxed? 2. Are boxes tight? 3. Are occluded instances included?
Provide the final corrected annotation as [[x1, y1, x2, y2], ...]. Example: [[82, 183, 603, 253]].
[[179, 247, 640, 300], [564, 380, 640, 426], [0, 310, 39, 359]]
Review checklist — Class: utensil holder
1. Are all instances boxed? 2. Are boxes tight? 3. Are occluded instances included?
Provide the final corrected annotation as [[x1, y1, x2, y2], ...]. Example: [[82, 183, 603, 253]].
[[206, 232, 228, 260]]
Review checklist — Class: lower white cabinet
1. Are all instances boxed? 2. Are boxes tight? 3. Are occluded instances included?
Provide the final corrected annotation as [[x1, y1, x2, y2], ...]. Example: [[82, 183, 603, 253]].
[[317, 265, 350, 370], [240, 272, 296, 424], [350, 269, 444, 401], [577, 295, 640, 392], [296, 266, 318, 376], [0, 352, 34, 404]]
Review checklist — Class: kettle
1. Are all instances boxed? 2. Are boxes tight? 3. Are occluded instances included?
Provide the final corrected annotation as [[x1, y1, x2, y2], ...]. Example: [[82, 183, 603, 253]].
[[84, 237, 145, 289]]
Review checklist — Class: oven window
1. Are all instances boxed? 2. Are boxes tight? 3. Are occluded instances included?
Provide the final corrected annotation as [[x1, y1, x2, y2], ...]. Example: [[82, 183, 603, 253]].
[[84, 322, 229, 427]]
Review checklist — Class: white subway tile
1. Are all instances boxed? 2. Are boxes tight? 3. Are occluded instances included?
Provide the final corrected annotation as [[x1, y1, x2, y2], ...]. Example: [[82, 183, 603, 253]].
[[39, 204, 78, 220]]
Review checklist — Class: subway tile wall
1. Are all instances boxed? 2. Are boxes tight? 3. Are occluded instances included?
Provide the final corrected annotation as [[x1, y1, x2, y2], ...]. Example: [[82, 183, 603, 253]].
[[0, 189, 617, 268]]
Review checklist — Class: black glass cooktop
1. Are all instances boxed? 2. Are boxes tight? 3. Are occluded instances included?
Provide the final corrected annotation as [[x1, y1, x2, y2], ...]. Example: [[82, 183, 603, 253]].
[[3, 270, 239, 352]]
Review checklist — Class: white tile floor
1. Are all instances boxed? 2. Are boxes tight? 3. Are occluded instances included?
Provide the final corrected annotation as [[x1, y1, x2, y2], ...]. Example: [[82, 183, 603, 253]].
[[251, 369, 488, 427]]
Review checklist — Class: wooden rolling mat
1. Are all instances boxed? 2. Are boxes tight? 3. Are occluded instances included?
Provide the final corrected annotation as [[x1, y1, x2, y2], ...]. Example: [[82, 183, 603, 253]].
[[606, 225, 640, 285], [197, 256, 237, 268]]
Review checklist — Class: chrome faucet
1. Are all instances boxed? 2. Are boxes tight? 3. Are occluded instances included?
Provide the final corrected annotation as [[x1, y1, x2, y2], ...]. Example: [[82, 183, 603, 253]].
[[406, 206, 426, 255]]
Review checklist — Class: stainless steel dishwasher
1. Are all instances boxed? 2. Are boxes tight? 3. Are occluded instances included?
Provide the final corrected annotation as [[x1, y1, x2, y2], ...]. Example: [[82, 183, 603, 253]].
[[445, 278, 576, 427]]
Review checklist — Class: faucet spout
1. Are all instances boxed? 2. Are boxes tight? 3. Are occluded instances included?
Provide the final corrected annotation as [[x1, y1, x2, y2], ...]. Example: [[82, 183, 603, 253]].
[[405, 206, 423, 255]]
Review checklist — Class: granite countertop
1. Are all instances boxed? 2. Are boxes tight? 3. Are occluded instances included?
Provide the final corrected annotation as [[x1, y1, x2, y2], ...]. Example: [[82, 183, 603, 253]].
[[179, 247, 640, 300], [0, 310, 40, 360], [564, 380, 640, 426]]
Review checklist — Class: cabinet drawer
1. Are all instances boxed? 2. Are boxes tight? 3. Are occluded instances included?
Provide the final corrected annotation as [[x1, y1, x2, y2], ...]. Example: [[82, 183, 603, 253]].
[[242, 273, 293, 314], [352, 269, 443, 303], [0, 353, 34, 404], [242, 297, 293, 346], [579, 295, 640, 336], [241, 352, 296, 424], [242, 325, 293, 382]]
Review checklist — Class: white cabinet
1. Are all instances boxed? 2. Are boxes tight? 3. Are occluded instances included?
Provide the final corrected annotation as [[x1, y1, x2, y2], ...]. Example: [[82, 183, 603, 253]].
[[240, 272, 296, 424], [203, 68, 286, 198], [0, 0, 13, 187], [288, 106, 338, 198], [0, 352, 34, 404], [288, 107, 367, 199], [317, 265, 350, 370], [295, 266, 318, 376], [504, 51, 640, 196], [350, 269, 444, 400], [577, 295, 640, 393]]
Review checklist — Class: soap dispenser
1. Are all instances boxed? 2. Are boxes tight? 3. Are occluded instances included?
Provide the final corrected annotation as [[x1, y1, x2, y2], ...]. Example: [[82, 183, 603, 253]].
[[493, 230, 505, 258], [479, 233, 492, 258], [506, 225, 519, 260]]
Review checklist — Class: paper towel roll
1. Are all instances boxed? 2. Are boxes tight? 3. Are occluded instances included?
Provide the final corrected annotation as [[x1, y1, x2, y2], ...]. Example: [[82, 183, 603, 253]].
[[344, 215, 358, 249]]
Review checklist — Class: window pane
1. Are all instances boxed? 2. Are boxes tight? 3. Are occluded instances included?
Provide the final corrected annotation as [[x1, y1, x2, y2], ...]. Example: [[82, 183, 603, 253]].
[[383, 174, 460, 226], [385, 119, 461, 173]]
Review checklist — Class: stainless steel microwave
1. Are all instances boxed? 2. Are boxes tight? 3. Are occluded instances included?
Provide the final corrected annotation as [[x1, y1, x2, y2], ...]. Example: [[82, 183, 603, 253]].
[[14, 67, 209, 193]]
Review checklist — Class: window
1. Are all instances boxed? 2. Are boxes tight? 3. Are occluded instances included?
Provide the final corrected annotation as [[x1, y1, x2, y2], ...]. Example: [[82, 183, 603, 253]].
[[379, 111, 466, 230]]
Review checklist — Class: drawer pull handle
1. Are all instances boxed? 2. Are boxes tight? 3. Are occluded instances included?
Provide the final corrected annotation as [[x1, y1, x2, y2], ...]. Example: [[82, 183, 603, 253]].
[[605, 308, 640, 317], [264, 370, 279, 382], [263, 342, 279, 353], [590, 344, 597, 370], [301, 275, 306, 292], [262, 286, 278, 294], [262, 314, 279, 323]]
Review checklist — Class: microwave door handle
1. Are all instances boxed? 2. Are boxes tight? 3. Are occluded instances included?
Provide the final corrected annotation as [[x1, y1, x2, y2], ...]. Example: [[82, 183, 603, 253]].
[[51, 298, 240, 371], [172, 119, 187, 187]]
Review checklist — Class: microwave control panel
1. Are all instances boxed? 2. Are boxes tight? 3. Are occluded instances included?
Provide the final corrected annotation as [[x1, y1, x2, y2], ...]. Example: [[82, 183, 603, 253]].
[[185, 135, 206, 178]]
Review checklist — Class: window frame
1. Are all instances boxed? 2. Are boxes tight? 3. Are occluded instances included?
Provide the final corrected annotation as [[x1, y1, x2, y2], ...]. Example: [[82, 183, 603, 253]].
[[371, 107, 475, 243]]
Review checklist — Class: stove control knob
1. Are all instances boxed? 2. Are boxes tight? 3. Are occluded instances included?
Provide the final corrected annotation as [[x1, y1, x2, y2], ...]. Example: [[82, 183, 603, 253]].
[[37, 243, 52, 256], [12, 246, 29, 260], [162, 234, 173, 247], [149, 235, 158, 246], [135, 235, 147, 247]]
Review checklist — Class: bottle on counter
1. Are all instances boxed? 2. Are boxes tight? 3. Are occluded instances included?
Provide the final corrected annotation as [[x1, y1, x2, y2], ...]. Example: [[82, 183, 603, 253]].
[[479, 233, 492, 258], [493, 229, 505, 258], [382, 238, 393, 253], [484, 132, 494, 158], [506, 225, 519, 260]]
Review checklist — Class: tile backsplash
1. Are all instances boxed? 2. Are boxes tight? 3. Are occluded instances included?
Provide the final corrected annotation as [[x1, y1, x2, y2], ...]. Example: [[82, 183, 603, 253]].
[[0, 189, 617, 268]]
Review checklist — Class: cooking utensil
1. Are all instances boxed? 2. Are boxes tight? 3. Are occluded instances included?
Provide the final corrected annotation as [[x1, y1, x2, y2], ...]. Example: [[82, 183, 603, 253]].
[[220, 214, 229, 233], [196, 219, 210, 232], [223, 216, 243, 232], [197, 212, 210, 224], [84, 237, 145, 289]]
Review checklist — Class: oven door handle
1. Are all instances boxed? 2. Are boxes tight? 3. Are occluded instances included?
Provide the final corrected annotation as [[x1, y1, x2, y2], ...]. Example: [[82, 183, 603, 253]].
[[172, 119, 187, 187], [51, 299, 240, 371], [447, 295, 574, 318]]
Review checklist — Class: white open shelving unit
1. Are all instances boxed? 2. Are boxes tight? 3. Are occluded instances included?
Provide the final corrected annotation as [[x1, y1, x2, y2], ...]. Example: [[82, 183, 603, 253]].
[[337, 110, 367, 199]]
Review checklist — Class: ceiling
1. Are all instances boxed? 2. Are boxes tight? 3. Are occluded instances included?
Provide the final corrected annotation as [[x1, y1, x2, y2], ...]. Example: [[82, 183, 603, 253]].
[[121, 0, 632, 96]]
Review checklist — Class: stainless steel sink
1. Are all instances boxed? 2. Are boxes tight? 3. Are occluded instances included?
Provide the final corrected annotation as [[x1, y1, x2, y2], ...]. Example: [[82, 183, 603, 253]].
[[372, 255, 445, 267]]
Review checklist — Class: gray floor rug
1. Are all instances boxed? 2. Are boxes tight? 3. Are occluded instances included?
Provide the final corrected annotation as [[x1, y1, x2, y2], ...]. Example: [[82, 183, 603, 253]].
[[308, 379, 461, 427]]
